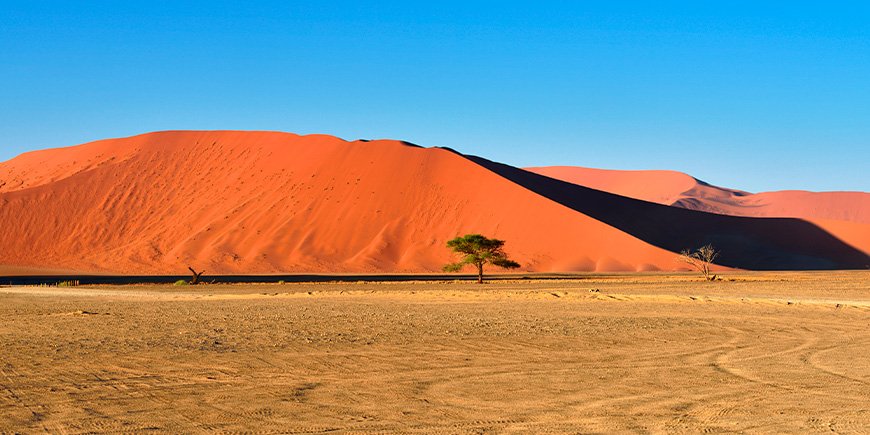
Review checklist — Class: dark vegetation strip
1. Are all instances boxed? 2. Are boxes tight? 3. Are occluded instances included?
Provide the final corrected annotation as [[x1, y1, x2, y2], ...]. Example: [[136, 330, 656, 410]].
[[0, 273, 621, 286]]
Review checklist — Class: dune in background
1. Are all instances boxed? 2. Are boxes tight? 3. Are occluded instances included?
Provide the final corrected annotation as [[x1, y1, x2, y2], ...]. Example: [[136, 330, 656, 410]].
[[526, 166, 870, 224], [0, 131, 866, 275], [524, 166, 707, 205], [526, 165, 870, 256]]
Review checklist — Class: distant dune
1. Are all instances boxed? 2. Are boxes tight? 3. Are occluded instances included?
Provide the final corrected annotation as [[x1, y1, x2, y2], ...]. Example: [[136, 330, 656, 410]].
[[526, 166, 870, 256], [0, 131, 866, 275], [526, 166, 870, 223], [523, 166, 707, 205]]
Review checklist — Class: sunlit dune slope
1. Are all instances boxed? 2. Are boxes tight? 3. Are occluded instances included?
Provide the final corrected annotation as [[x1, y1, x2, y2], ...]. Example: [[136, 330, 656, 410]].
[[0, 131, 683, 274]]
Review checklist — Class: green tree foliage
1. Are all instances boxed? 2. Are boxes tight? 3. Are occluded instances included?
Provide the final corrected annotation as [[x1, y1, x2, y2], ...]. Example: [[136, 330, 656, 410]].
[[443, 234, 520, 283]]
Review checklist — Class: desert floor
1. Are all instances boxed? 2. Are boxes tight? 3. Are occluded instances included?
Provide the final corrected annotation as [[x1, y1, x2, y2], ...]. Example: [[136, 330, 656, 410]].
[[1, 271, 868, 434]]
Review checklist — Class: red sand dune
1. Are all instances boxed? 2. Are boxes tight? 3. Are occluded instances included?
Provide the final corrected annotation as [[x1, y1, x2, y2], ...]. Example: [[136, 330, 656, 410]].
[[0, 131, 866, 275], [526, 166, 870, 254], [0, 131, 683, 274], [523, 166, 706, 205], [525, 166, 870, 224]]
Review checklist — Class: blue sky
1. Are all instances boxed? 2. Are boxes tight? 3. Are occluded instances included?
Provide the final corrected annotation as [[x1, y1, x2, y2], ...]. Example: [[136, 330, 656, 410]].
[[1, 1, 868, 192]]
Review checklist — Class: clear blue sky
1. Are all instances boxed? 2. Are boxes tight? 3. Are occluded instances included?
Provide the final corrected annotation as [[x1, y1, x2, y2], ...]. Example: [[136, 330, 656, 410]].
[[1, 1, 868, 192]]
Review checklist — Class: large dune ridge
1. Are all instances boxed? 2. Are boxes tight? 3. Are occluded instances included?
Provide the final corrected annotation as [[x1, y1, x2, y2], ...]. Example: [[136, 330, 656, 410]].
[[0, 131, 682, 274], [0, 131, 866, 275]]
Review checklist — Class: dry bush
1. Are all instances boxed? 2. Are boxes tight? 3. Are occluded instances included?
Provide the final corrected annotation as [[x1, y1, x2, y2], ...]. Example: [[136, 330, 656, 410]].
[[678, 244, 720, 281]]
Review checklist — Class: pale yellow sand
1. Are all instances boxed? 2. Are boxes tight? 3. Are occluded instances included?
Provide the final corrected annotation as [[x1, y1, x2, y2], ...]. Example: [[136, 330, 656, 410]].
[[1, 271, 868, 433]]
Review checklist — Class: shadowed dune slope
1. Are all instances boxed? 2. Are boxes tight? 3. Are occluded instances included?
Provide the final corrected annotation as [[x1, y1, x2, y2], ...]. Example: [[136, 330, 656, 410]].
[[526, 165, 870, 255], [524, 166, 719, 205], [526, 166, 870, 224], [473, 157, 869, 269], [0, 131, 687, 274]]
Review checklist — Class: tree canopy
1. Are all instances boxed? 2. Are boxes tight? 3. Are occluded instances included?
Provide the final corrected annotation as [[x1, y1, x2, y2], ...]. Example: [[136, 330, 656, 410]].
[[443, 234, 520, 283]]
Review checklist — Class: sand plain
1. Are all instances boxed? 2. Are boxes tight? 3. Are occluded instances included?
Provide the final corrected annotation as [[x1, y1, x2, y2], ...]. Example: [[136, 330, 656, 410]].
[[1, 271, 868, 433]]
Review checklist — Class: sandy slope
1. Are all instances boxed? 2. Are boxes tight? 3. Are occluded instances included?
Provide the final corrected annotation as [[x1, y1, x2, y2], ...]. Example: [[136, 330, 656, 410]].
[[1, 271, 868, 433], [526, 166, 870, 224], [526, 165, 870, 255], [524, 166, 708, 205], [0, 131, 679, 274]]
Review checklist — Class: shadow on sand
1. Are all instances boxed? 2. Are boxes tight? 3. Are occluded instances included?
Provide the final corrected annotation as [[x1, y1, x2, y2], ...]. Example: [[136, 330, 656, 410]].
[[462, 154, 869, 270]]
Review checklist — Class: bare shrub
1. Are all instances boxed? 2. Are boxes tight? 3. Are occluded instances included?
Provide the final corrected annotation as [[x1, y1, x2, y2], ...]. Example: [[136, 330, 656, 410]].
[[678, 244, 720, 281]]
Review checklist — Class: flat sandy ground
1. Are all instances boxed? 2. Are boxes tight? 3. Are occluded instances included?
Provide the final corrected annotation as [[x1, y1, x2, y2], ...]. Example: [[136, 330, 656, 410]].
[[1, 271, 868, 434]]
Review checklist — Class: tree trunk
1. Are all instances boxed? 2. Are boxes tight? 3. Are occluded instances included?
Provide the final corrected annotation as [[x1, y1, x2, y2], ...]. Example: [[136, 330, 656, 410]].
[[188, 267, 205, 285], [477, 262, 484, 284]]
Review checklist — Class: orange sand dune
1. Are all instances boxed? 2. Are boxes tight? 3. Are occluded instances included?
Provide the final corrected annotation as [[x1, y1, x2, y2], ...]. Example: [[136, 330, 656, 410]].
[[523, 166, 711, 205], [0, 131, 682, 274], [803, 218, 870, 257], [526, 166, 870, 224], [0, 131, 866, 274], [527, 166, 870, 254]]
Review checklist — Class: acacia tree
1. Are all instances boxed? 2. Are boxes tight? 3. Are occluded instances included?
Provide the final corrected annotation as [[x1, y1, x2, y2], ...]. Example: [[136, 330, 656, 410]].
[[443, 234, 520, 283], [678, 244, 719, 281]]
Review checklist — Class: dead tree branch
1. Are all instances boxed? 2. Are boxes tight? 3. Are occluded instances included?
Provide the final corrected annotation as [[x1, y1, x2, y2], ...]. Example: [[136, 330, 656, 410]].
[[188, 267, 205, 285]]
